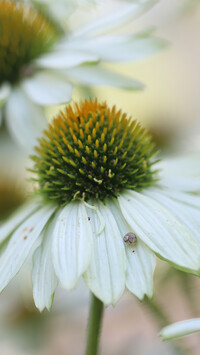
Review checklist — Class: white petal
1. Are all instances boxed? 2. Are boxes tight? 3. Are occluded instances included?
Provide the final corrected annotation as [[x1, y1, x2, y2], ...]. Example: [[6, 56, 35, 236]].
[[84, 201, 126, 305], [0, 204, 56, 292], [0, 83, 10, 106], [32, 219, 58, 311], [73, 1, 158, 36], [36, 49, 99, 69], [37, 0, 75, 21], [159, 177, 200, 193], [107, 200, 155, 300], [144, 187, 200, 245], [160, 318, 200, 340], [158, 155, 200, 178], [5, 88, 47, 148], [65, 65, 144, 90], [155, 188, 200, 209], [22, 71, 73, 106], [125, 239, 155, 299], [62, 34, 165, 63], [118, 190, 200, 273], [52, 201, 93, 289], [0, 200, 41, 244], [158, 155, 200, 192]]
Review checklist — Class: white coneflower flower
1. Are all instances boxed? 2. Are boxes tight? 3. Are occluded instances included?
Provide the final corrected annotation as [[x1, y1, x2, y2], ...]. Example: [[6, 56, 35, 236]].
[[0, 99, 200, 311], [0, 0, 164, 147], [160, 318, 200, 340]]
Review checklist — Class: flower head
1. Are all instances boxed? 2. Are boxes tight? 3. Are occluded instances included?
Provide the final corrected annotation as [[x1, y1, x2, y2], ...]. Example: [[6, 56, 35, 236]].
[[0, 0, 165, 147], [1, 100, 200, 311], [32, 100, 158, 203]]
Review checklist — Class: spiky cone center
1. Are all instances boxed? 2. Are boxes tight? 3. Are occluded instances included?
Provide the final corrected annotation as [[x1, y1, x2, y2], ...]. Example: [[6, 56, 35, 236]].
[[0, 0, 60, 85], [31, 100, 159, 203]]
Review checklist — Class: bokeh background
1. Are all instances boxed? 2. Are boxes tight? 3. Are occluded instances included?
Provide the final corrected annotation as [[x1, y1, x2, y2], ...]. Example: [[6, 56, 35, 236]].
[[0, 0, 200, 354]]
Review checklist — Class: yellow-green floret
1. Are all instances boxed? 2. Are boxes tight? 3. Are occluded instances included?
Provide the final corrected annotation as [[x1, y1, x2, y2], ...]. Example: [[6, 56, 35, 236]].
[[31, 99, 159, 203]]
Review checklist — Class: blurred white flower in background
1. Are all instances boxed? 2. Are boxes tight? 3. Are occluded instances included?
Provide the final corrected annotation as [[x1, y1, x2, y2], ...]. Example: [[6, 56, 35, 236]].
[[0, 0, 165, 149], [32, 0, 99, 22], [92, 0, 200, 155]]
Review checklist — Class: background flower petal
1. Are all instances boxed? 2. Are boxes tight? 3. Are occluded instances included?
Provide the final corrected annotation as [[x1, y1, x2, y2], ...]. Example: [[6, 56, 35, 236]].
[[22, 71, 73, 106], [160, 318, 200, 340], [73, 1, 158, 36], [5, 88, 47, 148], [61, 33, 166, 62], [36, 50, 99, 69], [65, 65, 144, 90]]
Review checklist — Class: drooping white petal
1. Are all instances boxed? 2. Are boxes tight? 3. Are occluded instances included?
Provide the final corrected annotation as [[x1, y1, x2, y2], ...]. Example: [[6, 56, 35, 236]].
[[52, 201, 93, 290], [125, 238, 155, 299], [155, 187, 200, 209], [22, 71, 73, 106], [0, 200, 41, 244], [107, 200, 155, 300], [158, 154, 200, 178], [143, 187, 200, 245], [118, 190, 200, 273], [65, 65, 144, 90], [159, 177, 200, 193], [158, 155, 200, 192], [60, 34, 165, 63], [5, 88, 47, 148], [36, 49, 99, 69], [35, 0, 76, 22], [73, 1, 158, 36], [32, 219, 58, 311], [84, 201, 126, 305], [0, 204, 56, 293], [160, 318, 200, 340]]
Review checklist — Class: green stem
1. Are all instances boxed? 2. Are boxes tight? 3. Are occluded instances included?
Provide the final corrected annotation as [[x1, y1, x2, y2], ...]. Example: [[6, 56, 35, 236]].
[[144, 298, 186, 354], [85, 294, 104, 355], [144, 296, 170, 327]]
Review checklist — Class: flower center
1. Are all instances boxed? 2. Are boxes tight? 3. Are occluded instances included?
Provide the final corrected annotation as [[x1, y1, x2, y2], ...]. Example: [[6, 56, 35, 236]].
[[32, 100, 159, 203], [0, 0, 60, 85]]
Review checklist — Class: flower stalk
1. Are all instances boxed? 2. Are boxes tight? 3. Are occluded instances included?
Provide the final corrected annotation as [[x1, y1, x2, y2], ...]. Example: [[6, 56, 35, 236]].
[[86, 294, 104, 355], [144, 296, 170, 327]]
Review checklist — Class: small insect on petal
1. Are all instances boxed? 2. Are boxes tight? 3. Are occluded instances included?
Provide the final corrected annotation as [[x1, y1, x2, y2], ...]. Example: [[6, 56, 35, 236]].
[[123, 232, 137, 244]]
